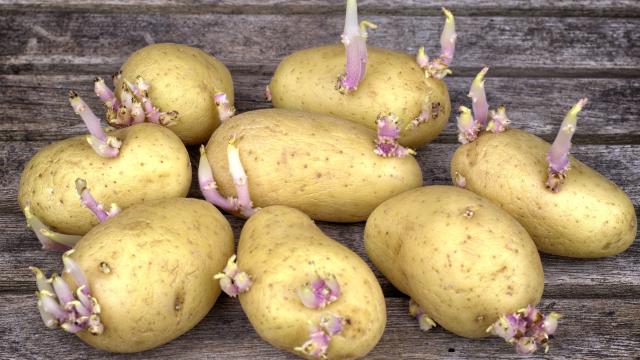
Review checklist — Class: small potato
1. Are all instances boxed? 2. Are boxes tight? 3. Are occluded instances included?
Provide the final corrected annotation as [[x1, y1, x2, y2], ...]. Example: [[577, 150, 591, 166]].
[[32, 198, 234, 352], [451, 129, 637, 258], [270, 45, 450, 148], [116, 43, 234, 144], [364, 186, 544, 338], [205, 108, 423, 222], [237, 205, 386, 359], [18, 123, 191, 235]]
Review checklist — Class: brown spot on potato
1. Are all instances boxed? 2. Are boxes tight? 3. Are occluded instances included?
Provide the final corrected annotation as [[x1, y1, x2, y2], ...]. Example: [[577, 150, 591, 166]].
[[99, 262, 111, 274]]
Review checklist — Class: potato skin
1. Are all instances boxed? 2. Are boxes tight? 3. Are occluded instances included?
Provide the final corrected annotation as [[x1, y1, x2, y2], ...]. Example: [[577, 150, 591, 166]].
[[116, 43, 234, 145], [269, 45, 450, 148], [364, 186, 544, 338], [451, 129, 637, 258], [18, 123, 191, 235], [238, 206, 386, 359], [206, 108, 423, 222], [64, 198, 234, 352]]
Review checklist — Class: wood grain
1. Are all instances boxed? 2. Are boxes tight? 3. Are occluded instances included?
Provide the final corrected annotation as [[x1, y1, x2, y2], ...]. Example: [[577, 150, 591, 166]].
[[1, 0, 639, 17], [1, 13, 639, 77], [1, 0, 639, 358], [1, 74, 638, 144], [2, 142, 638, 298], [1, 293, 638, 359]]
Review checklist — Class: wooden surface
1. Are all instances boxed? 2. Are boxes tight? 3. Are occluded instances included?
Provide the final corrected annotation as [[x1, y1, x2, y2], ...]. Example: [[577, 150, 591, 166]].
[[0, 1, 639, 359]]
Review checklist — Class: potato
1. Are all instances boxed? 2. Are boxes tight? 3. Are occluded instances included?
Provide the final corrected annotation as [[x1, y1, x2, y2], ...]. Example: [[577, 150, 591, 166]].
[[204, 108, 423, 222], [115, 43, 234, 144], [269, 45, 450, 148], [364, 186, 544, 338], [237, 205, 386, 359], [31, 198, 234, 352], [18, 123, 191, 235], [451, 129, 637, 258]]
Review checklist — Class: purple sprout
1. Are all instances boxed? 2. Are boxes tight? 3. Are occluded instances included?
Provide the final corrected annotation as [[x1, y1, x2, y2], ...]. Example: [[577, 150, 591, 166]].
[[75, 178, 121, 222], [456, 106, 480, 144], [374, 113, 417, 158], [469, 67, 489, 128], [417, 8, 456, 80], [214, 91, 236, 123], [214, 255, 253, 297], [487, 304, 561, 354], [265, 85, 272, 102], [31, 249, 104, 335], [23, 204, 81, 251], [198, 138, 258, 218], [336, 0, 377, 94], [295, 313, 345, 359], [297, 274, 341, 309], [68, 91, 122, 158], [487, 105, 511, 133], [408, 299, 437, 331], [546, 98, 588, 192], [453, 171, 466, 188]]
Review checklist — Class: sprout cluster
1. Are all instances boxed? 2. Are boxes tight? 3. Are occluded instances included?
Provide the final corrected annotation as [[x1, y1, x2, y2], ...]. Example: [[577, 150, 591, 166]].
[[214, 255, 253, 297], [487, 305, 561, 354], [31, 250, 103, 335]]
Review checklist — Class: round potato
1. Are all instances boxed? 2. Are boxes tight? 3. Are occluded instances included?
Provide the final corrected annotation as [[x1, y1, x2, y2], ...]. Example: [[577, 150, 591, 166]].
[[63, 198, 234, 352], [116, 43, 234, 144], [451, 129, 637, 258], [269, 45, 450, 148], [18, 123, 191, 235], [364, 186, 544, 338], [205, 108, 423, 222], [238, 205, 386, 359]]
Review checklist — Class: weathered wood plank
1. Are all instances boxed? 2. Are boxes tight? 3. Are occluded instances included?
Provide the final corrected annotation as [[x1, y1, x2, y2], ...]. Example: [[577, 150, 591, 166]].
[[1, 0, 639, 18], [1, 13, 639, 76], [1, 293, 638, 359], [2, 142, 638, 297], [1, 75, 638, 144]]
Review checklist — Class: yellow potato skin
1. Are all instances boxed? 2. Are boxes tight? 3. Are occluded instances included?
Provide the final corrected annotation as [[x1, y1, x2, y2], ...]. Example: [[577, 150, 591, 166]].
[[206, 108, 423, 222], [364, 186, 544, 338], [451, 129, 637, 258], [238, 206, 386, 359], [116, 43, 234, 145], [269, 45, 450, 148], [64, 198, 234, 352], [18, 123, 191, 235]]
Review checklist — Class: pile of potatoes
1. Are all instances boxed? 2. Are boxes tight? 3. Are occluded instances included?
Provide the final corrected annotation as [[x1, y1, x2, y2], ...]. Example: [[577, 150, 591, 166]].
[[21, 1, 636, 358]]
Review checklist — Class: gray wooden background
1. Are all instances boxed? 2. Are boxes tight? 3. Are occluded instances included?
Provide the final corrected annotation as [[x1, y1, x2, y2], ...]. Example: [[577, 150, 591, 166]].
[[1, 1, 639, 359]]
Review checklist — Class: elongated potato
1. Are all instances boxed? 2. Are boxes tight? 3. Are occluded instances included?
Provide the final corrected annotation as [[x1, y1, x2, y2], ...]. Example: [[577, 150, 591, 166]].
[[18, 123, 191, 235], [115, 43, 234, 144], [205, 108, 423, 222], [237, 205, 386, 359], [451, 129, 637, 258], [365, 186, 544, 338], [270, 45, 450, 148], [31, 198, 234, 352]]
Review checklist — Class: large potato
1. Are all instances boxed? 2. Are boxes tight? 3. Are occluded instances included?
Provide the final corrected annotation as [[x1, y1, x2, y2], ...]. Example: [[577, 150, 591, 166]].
[[205, 108, 423, 222], [116, 43, 234, 145], [237, 205, 386, 359], [18, 123, 191, 235], [269, 45, 450, 148], [364, 186, 544, 338], [451, 129, 637, 258], [62, 198, 234, 352]]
